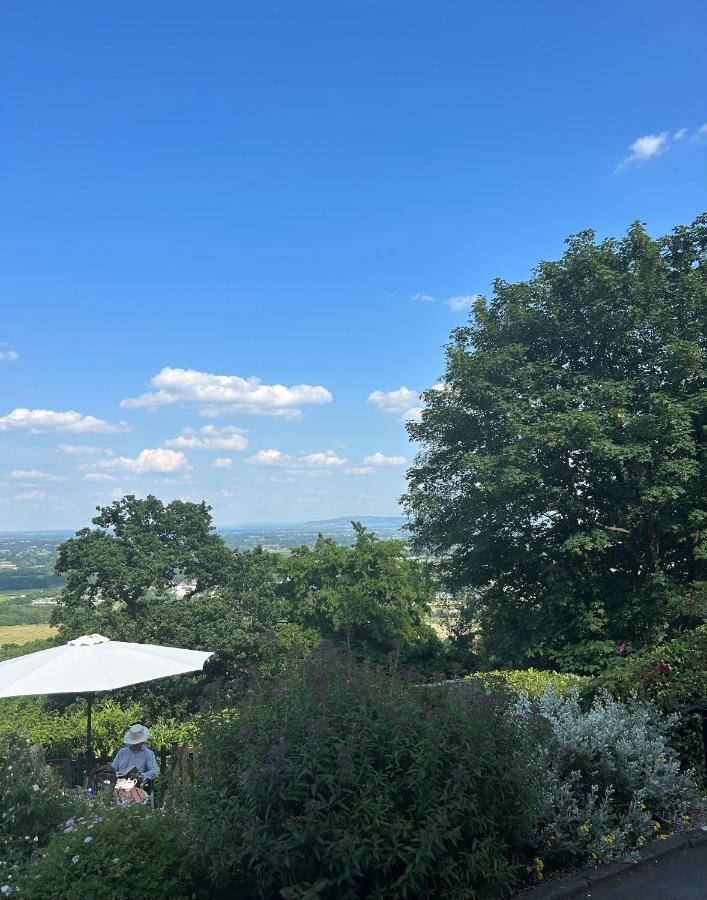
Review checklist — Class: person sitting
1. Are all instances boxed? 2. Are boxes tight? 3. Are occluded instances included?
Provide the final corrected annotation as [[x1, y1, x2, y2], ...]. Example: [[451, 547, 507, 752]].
[[111, 724, 158, 804]]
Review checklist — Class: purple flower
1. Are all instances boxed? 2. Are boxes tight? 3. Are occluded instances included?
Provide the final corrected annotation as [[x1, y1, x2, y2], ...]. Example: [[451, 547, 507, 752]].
[[617, 643, 628, 657]]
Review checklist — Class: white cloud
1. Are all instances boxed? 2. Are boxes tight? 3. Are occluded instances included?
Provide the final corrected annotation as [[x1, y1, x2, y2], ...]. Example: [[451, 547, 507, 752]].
[[245, 448, 347, 470], [0, 408, 129, 434], [696, 123, 707, 138], [345, 466, 376, 476], [212, 457, 233, 469], [447, 294, 479, 312], [98, 448, 190, 474], [674, 127, 688, 140], [121, 367, 332, 418], [83, 473, 117, 482], [0, 350, 18, 362], [212, 489, 235, 498], [368, 386, 422, 421], [10, 469, 68, 483], [410, 293, 436, 303], [617, 132, 669, 170], [164, 425, 248, 451], [13, 490, 52, 502], [362, 452, 407, 466], [56, 444, 115, 456], [111, 487, 141, 500]]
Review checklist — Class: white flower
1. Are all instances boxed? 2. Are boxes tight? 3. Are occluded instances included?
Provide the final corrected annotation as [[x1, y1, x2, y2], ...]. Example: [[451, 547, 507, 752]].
[[32, 784, 39, 792], [71, 855, 80, 864], [83, 837, 92, 844]]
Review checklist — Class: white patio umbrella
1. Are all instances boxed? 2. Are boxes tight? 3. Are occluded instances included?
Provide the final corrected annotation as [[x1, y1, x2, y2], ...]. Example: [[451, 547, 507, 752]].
[[0, 634, 213, 756]]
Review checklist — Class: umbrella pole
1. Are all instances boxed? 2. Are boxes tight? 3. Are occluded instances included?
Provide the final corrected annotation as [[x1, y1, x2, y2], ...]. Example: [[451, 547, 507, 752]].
[[85, 693, 94, 763]]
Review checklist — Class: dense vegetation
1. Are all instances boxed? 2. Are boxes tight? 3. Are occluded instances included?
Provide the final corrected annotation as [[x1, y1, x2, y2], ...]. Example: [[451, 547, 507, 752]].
[[405, 215, 707, 672]]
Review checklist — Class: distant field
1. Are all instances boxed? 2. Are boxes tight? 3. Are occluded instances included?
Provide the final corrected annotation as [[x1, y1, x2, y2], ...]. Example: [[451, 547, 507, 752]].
[[0, 624, 57, 645]]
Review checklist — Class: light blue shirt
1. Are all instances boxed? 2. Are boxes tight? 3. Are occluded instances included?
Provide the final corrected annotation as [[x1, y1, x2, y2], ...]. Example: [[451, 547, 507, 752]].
[[111, 746, 158, 780]]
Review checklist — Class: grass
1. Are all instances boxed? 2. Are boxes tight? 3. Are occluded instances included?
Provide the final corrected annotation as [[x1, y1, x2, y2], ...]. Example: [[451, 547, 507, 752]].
[[0, 624, 57, 645]]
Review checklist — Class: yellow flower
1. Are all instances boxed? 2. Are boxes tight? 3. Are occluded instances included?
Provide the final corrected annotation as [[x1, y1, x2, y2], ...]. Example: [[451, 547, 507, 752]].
[[637, 836, 646, 847], [580, 824, 590, 834], [682, 815, 692, 823], [653, 822, 661, 831], [639, 803, 647, 811], [601, 835, 616, 845]]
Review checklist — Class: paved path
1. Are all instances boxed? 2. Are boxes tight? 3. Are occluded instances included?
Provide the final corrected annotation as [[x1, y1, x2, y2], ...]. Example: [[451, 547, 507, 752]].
[[581, 843, 707, 899]]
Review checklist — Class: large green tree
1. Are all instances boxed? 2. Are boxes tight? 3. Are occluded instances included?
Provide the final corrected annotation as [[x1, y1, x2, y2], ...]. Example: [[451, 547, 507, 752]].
[[54, 495, 234, 619], [277, 523, 440, 665], [404, 216, 707, 670]]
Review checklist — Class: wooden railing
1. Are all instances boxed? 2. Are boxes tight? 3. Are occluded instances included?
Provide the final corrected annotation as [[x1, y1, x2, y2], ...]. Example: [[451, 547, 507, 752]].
[[49, 743, 199, 789]]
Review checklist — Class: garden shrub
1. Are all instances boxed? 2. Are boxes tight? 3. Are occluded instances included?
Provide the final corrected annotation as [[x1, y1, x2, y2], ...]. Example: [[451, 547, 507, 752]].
[[0, 737, 79, 894], [592, 625, 707, 776], [14, 805, 201, 900], [183, 645, 542, 899], [466, 668, 589, 699], [514, 690, 694, 870]]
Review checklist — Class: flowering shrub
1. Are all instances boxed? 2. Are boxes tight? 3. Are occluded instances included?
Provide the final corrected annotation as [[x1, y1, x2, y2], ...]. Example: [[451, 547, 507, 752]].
[[182, 646, 542, 899], [0, 737, 79, 896], [14, 806, 200, 900], [594, 625, 707, 777], [515, 690, 694, 869]]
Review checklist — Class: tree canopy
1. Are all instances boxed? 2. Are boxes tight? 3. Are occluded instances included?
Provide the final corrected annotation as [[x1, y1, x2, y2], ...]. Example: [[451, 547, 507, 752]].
[[52, 499, 441, 713], [404, 215, 707, 670], [55, 495, 234, 616]]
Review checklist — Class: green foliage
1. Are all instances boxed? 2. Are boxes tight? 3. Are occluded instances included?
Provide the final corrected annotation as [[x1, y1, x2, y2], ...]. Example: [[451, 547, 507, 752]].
[[593, 625, 707, 775], [183, 647, 541, 899], [516, 690, 694, 869], [54, 495, 234, 619], [0, 599, 53, 627], [405, 215, 707, 668], [15, 806, 201, 900], [467, 668, 589, 698], [278, 523, 442, 666], [0, 637, 56, 662], [53, 508, 442, 717], [0, 697, 196, 759], [0, 737, 79, 881]]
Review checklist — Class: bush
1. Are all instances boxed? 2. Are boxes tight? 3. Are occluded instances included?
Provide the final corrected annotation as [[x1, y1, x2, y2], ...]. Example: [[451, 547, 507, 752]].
[[467, 668, 589, 699], [592, 625, 707, 776], [183, 646, 542, 899], [514, 690, 694, 870], [0, 737, 79, 893], [15, 805, 200, 900]]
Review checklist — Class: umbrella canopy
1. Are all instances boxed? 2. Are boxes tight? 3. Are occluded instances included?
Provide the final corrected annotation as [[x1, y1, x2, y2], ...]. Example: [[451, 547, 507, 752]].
[[0, 634, 213, 698], [0, 634, 213, 759]]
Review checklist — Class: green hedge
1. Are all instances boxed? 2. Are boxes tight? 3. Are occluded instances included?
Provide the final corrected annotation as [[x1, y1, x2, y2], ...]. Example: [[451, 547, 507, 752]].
[[466, 668, 589, 698], [0, 697, 198, 758]]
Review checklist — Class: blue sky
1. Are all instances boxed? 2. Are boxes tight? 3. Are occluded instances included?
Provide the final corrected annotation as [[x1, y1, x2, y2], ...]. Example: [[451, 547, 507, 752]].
[[1, 0, 706, 530]]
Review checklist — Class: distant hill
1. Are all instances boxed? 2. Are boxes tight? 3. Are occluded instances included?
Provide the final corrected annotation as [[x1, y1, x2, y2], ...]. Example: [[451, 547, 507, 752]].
[[217, 516, 408, 549], [0, 517, 409, 559]]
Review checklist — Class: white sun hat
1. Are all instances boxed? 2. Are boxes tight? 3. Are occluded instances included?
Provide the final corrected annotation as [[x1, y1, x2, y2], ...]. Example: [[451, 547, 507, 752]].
[[124, 723, 150, 745]]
